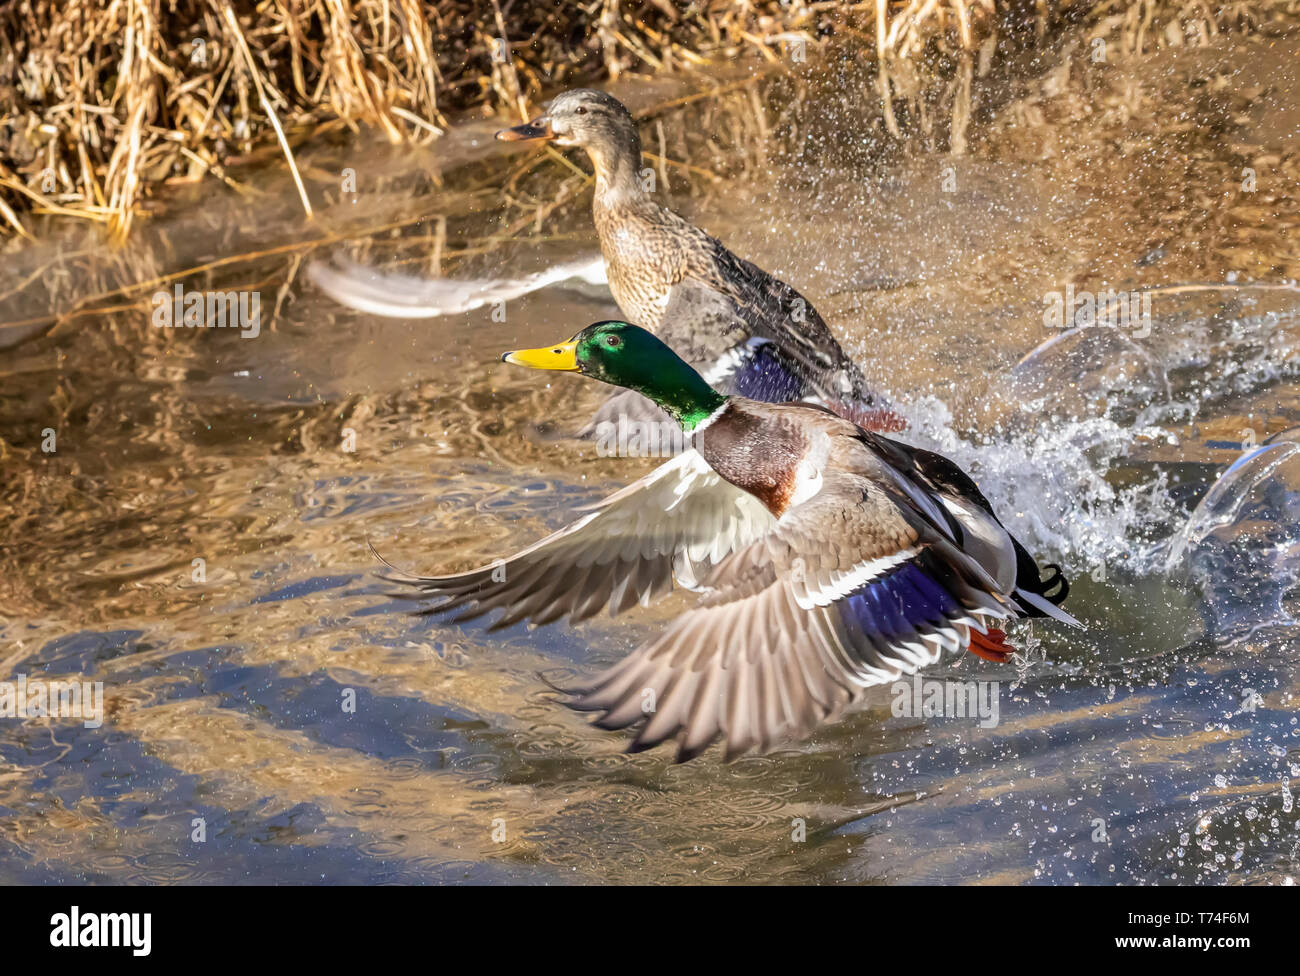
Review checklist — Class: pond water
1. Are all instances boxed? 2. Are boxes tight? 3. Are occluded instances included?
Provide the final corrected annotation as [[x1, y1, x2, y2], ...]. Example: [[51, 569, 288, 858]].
[[1, 31, 1298, 884]]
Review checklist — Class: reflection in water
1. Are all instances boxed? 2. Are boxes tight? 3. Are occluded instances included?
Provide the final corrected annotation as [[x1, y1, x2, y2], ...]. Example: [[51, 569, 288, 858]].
[[2, 33, 1300, 885]]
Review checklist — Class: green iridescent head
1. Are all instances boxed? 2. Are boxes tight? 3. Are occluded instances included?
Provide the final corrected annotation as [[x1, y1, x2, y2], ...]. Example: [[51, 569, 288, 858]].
[[502, 321, 727, 430]]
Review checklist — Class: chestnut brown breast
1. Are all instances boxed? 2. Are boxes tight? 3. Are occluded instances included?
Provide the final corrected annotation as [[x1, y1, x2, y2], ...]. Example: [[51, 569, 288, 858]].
[[695, 403, 808, 517]]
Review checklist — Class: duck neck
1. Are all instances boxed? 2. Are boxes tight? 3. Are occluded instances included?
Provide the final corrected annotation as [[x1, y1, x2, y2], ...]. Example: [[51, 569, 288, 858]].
[[588, 128, 647, 210], [639, 372, 728, 433]]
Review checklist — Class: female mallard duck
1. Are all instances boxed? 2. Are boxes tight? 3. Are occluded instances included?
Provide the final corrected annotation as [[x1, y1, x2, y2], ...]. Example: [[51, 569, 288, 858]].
[[498, 89, 901, 432], [384, 321, 1077, 762]]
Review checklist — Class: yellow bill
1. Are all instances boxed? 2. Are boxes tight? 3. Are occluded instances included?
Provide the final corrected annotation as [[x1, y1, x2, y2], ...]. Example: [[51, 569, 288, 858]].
[[501, 339, 579, 371]]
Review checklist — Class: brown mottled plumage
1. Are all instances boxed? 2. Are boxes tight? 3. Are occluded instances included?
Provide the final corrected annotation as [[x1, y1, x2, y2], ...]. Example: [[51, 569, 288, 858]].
[[497, 89, 900, 430]]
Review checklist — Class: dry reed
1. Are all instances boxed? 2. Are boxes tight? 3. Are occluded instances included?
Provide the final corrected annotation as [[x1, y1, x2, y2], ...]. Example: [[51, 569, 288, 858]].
[[0, 0, 1006, 242], [1, 1, 1295, 243]]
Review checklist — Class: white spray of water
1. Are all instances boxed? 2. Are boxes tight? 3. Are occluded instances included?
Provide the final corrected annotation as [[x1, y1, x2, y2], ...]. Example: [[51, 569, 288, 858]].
[[894, 394, 1180, 575], [883, 302, 1300, 578]]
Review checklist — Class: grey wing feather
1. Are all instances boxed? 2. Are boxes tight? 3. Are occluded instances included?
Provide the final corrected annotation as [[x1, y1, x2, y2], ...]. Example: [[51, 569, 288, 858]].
[[566, 467, 1022, 761], [379, 450, 777, 628]]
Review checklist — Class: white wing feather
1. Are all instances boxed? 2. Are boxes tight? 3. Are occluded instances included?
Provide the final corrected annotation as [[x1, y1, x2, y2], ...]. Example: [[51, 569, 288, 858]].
[[380, 449, 777, 626], [309, 254, 608, 319]]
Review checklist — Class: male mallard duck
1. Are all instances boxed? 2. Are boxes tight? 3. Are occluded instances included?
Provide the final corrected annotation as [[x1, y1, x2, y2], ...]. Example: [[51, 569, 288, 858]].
[[498, 89, 901, 431], [384, 321, 1077, 762]]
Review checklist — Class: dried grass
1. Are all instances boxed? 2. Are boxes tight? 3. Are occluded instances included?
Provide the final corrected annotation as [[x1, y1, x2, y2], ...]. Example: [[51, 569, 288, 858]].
[[1087, 0, 1300, 55], [0, 0, 1008, 242], [1, 1, 1294, 242]]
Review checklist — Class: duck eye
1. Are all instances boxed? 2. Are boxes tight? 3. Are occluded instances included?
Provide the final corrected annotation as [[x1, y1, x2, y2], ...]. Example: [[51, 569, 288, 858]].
[[576, 106, 587, 115], [604, 335, 621, 348]]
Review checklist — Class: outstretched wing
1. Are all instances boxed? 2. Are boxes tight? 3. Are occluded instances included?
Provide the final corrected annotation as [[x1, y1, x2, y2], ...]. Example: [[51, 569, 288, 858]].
[[309, 254, 607, 318], [380, 450, 777, 629], [566, 466, 1019, 762]]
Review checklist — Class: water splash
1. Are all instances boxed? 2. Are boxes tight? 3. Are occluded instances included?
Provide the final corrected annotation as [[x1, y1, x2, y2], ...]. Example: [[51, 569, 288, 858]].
[[899, 293, 1300, 579], [897, 394, 1179, 575], [1167, 429, 1300, 636]]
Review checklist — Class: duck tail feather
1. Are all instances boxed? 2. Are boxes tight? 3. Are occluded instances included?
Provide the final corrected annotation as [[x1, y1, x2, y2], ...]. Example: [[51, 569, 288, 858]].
[[1010, 533, 1072, 609], [1014, 586, 1083, 628]]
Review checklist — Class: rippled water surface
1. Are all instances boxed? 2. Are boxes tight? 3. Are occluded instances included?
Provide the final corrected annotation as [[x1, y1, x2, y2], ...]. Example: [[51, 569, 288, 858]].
[[2, 32, 1300, 884]]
